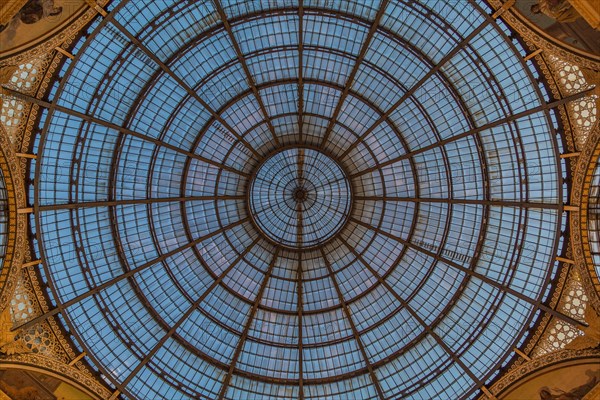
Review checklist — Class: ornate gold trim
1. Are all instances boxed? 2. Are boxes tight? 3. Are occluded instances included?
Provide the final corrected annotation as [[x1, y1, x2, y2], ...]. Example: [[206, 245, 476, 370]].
[[482, 348, 600, 398], [0, 123, 27, 314], [487, 0, 600, 69], [571, 125, 600, 311], [0, 355, 112, 399], [0, 4, 101, 69], [0, 5, 113, 396]]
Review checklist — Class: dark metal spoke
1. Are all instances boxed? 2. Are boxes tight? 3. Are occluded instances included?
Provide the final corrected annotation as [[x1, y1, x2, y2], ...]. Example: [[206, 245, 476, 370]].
[[355, 196, 560, 210], [320, 0, 390, 148], [297, 149, 305, 247], [349, 216, 587, 329], [338, 236, 485, 391], [213, 0, 280, 147], [339, 17, 493, 160], [320, 249, 385, 400], [107, 18, 262, 159], [38, 195, 245, 211], [13, 217, 250, 332], [117, 236, 260, 389], [298, 252, 305, 400], [350, 88, 595, 179], [1, 88, 250, 178], [298, 0, 305, 143], [217, 248, 280, 400]]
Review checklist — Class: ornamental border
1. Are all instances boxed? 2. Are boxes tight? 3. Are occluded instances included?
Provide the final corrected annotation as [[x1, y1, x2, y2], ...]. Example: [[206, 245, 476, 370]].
[[485, 348, 600, 397]]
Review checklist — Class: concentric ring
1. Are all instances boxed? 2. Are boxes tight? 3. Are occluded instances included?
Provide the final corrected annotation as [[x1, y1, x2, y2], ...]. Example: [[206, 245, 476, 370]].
[[29, 1, 565, 399], [248, 147, 352, 249]]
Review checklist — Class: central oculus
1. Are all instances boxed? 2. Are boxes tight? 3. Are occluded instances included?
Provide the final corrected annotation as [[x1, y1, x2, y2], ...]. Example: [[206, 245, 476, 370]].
[[248, 147, 352, 249]]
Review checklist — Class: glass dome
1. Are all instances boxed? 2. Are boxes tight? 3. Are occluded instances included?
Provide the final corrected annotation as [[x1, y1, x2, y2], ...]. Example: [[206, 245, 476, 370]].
[[31, 0, 566, 399], [248, 147, 352, 249]]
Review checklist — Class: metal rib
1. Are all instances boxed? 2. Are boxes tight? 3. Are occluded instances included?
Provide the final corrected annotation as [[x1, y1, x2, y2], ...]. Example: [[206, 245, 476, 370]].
[[13, 217, 250, 332]]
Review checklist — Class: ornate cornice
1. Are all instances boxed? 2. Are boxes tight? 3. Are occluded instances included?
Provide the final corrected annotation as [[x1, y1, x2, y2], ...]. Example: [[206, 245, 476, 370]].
[[571, 125, 600, 311], [484, 348, 600, 398], [487, 0, 600, 70], [0, 354, 112, 399], [0, 3, 99, 68], [0, 123, 27, 314], [0, 4, 114, 397]]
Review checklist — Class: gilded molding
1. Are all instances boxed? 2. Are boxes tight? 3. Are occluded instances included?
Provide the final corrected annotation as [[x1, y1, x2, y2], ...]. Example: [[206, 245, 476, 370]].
[[0, 6, 111, 394], [570, 125, 600, 311], [482, 348, 600, 398], [487, 0, 600, 70], [0, 2, 107, 69], [0, 123, 27, 314], [0, 354, 112, 399], [9, 11, 89, 153]]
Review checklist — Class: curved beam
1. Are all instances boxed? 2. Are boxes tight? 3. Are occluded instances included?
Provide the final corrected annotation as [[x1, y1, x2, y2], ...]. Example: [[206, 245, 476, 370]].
[[348, 216, 587, 329], [338, 236, 486, 395], [106, 17, 262, 159], [320, 248, 386, 400], [338, 15, 493, 160], [320, 0, 390, 147], [213, 0, 281, 147], [1, 89, 249, 178], [217, 248, 281, 400], [116, 236, 260, 390], [12, 217, 250, 332], [350, 89, 595, 179]]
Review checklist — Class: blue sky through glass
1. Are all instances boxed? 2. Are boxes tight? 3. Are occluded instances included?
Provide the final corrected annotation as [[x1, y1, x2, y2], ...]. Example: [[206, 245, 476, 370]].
[[30, 0, 565, 399]]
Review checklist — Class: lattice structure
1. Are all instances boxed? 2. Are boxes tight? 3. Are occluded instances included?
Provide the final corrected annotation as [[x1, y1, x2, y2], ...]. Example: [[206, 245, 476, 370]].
[[590, 159, 600, 279], [9, 272, 37, 326], [547, 54, 598, 149], [0, 59, 43, 143], [5, 0, 588, 399], [532, 271, 588, 356]]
